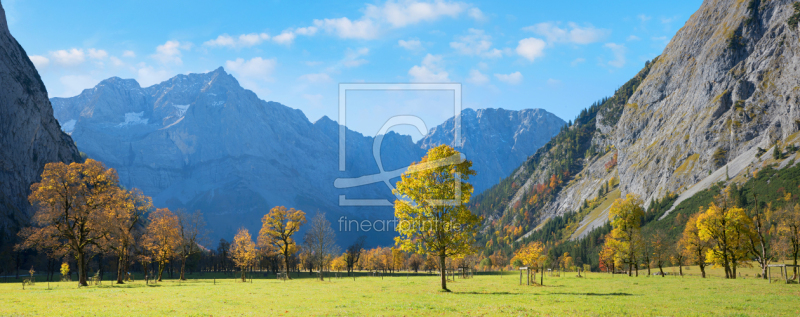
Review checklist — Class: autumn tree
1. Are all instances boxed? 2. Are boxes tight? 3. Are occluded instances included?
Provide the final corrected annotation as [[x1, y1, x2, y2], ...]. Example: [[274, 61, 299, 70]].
[[143, 208, 181, 281], [303, 212, 338, 280], [394, 145, 480, 291], [696, 197, 752, 279], [777, 203, 800, 279], [230, 228, 258, 282], [514, 241, 546, 284], [175, 209, 206, 280], [606, 194, 645, 276], [746, 190, 776, 280], [679, 213, 709, 278], [599, 243, 615, 273], [102, 189, 151, 284], [258, 206, 306, 278], [19, 159, 124, 286], [651, 229, 670, 277], [344, 236, 366, 275]]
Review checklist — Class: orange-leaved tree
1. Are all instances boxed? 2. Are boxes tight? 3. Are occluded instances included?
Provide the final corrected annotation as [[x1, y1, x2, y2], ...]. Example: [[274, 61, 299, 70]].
[[102, 188, 152, 284], [258, 206, 306, 278], [19, 159, 124, 286], [143, 208, 181, 281], [230, 228, 258, 282]]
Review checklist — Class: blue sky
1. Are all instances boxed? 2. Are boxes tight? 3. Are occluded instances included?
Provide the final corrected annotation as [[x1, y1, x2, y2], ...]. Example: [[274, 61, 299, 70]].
[[7, 0, 701, 138]]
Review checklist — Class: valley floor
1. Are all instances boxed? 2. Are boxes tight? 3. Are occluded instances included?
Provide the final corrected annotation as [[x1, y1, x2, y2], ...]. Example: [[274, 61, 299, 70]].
[[2, 268, 799, 316]]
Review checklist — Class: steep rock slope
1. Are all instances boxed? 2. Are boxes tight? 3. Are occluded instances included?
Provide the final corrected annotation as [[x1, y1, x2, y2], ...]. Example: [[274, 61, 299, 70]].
[[617, 0, 800, 205], [0, 2, 80, 238], [51, 70, 564, 244]]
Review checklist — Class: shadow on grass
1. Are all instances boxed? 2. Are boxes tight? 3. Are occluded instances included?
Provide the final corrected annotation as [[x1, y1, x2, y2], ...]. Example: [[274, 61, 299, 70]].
[[548, 292, 634, 296], [453, 291, 521, 295]]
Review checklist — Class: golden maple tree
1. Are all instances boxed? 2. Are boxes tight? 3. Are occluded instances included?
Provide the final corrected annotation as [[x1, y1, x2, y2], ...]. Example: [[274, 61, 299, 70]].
[[230, 228, 258, 282], [143, 208, 181, 281], [393, 145, 480, 291], [258, 206, 306, 278], [19, 159, 124, 286]]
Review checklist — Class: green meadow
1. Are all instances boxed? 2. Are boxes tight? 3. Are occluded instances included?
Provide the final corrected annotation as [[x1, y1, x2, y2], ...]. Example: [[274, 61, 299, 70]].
[[3, 267, 799, 316]]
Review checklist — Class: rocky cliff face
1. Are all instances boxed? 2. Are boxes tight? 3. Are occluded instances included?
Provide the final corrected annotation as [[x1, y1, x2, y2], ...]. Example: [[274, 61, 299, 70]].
[[616, 0, 800, 205], [52, 70, 564, 244], [474, 0, 800, 246], [0, 2, 80, 238]]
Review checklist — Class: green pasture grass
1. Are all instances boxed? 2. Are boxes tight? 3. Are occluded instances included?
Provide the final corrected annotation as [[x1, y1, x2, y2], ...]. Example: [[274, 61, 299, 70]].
[[1, 269, 799, 316]]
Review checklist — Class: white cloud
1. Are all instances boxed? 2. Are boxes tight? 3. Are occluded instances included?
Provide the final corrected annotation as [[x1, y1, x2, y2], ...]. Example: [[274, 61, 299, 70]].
[[523, 22, 609, 45], [87, 48, 108, 60], [398, 39, 423, 51], [516, 38, 545, 62], [59, 75, 99, 96], [272, 31, 296, 45], [637, 14, 651, 23], [295, 26, 318, 36], [467, 69, 488, 85], [109, 56, 125, 67], [152, 40, 190, 65], [468, 8, 486, 21], [136, 64, 171, 87], [122, 50, 136, 58], [29, 55, 49, 69], [225, 57, 277, 81], [299, 73, 332, 83], [570, 57, 586, 66], [314, 0, 472, 40], [450, 29, 502, 58], [205, 33, 271, 48], [50, 48, 85, 66], [342, 47, 369, 68], [627, 35, 641, 41], [368, 0, 467, 28], [604, 43, 626, 68], [408, 54, 449, 82], [314, 17, 379, 40], [303, 93, 324, 105], [494, 71, 522, 85]]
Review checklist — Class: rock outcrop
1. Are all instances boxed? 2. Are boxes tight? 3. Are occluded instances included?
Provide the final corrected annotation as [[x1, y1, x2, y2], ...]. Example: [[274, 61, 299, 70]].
[[616, 0, 800, 205], [0, 2, 80, 238]]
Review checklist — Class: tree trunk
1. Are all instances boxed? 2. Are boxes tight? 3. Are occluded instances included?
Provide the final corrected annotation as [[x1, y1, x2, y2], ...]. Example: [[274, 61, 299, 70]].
[[700, 263, 706, 278], [241, 268, 246, 282], [439, 255, 448, 291], [679, 264, 683, 276], [116, 253, 125, 284], [157, 261, 165, 281], [180, 257, 187, 280], [77, 252, 88, 286], [658, 264, 664, 277]]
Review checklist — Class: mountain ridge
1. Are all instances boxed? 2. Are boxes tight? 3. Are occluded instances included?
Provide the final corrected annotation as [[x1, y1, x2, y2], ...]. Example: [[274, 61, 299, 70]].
[[51, 68, 566, 244]]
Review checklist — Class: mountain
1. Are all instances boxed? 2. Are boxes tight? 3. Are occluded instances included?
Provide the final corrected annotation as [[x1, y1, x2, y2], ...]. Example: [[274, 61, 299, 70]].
[[0, 2, 80, 240], [51, 69, 565, 245], [471, 0, 800, 268]]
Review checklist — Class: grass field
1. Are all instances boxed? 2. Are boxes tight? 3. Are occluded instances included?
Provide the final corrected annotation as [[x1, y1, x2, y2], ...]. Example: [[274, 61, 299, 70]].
[[2, 266, 800, 316]]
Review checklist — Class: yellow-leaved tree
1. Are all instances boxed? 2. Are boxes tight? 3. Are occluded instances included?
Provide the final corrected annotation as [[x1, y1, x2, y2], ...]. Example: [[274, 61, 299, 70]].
[[143, 208, 181, 281], [19, 159, 124, 286], [258, 206, 306, 278], [513, 241, 547, 285], [394, 145, 480, 291], [697, 200, 752, 279], [606, 194, 645, 276], [230, 228, 258, 282], [679, 213, 710, 278]]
